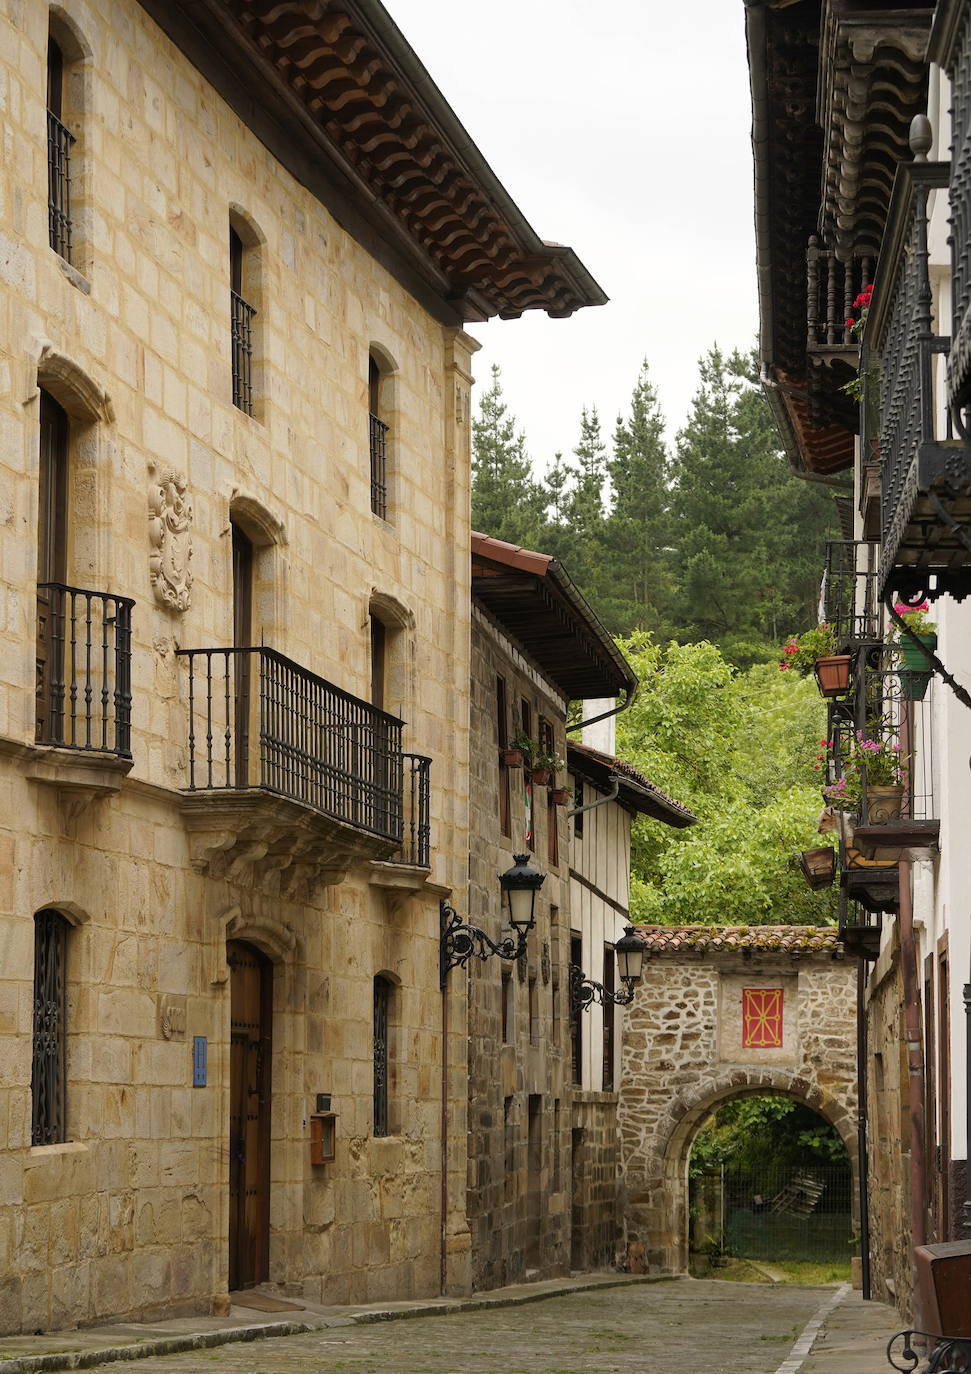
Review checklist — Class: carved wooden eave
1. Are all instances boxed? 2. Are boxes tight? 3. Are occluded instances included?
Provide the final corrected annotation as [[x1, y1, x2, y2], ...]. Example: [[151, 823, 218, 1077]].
[[181, 790, 399, 901], [817, 3, 933, 258], [137, 0, 606, 323]]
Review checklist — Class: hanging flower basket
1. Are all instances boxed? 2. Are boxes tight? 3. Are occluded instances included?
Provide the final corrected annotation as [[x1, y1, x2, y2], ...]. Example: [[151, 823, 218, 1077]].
[[814, 654, 852, 698], [898, 634, 937, 702], [501, 747, 524, 767], [528, 766, 551, 786], [550, 787, 571, 806], [799, 847, 836, 891]]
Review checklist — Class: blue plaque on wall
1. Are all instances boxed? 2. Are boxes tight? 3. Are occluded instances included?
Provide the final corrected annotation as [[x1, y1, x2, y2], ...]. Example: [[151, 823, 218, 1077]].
[[192, 1036, 207, 1087]]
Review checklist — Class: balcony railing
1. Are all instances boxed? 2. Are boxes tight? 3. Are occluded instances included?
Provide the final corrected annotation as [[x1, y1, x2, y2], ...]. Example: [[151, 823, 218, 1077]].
[[369, 413, 388, 519], [821, 540, 880, 649], [946, 0, 971, 416], [47, 110, 74, 262], [178, 646, 407, 844], [231, 290, 256, 415], [35, 583, 134, 757], [806, 240, 873, 352], [837, 894, 881, 961]]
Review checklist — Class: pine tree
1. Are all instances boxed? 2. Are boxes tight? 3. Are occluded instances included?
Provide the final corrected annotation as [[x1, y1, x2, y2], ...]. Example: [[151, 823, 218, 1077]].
[[560, 406, 607, 591], [471, 364, 544, 546], [601, 362, 673, 635]]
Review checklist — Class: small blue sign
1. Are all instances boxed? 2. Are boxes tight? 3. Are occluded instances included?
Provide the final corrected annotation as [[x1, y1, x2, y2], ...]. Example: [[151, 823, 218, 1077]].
[[193, 1036, 207, 1087]]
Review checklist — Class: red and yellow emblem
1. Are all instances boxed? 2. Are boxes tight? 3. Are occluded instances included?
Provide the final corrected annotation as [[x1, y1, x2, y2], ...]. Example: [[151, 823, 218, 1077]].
[[742, 987, 783, 1048]]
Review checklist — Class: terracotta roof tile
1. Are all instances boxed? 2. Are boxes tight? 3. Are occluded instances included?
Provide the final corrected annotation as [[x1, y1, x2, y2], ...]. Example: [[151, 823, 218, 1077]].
[[631, 925, 842, 957]]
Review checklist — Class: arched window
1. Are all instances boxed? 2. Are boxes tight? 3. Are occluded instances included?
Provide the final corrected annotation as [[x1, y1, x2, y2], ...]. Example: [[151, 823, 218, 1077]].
[[46, 12, 89, 270], [229, 211, 264, 417], [32, 908, 70, 1144], [373, 974, 394, 1136]]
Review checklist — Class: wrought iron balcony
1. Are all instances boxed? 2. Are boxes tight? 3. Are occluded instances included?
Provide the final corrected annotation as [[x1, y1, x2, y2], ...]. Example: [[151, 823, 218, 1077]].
[[176, 647, 428, 895], [369, 412, 388, 520], [868, 160, 971, 598], [821, 540, 880, 650], [35, 583, 133, 757]]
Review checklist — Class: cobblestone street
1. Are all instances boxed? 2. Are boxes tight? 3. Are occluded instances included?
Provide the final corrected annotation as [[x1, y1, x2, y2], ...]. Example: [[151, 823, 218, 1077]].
[[76, 1281, 846, 1374]]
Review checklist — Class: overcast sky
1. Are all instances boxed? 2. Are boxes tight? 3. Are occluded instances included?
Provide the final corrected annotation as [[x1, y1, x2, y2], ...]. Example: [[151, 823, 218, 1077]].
[[391, 0, 757, 475]]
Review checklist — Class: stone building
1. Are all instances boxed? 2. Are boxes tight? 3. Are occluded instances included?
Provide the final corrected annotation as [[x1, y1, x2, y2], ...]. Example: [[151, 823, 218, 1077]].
[[618, 927, 858, 1276], [566, 738, 695, 1270], [0, 0, 604, 1334], [746, 0, 971, 1325], [462, 535, 636, 1288]]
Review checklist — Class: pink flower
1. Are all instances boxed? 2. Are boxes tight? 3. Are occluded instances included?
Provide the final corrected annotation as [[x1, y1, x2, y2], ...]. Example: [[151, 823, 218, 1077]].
[[812, 764, 821, 770]]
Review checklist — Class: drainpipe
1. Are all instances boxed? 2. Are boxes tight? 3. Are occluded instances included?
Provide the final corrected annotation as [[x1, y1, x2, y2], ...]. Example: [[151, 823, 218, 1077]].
[[440, 977, 448, 1295], [898, 859, 928, 1320], [856, 957, 872, 1300], [566, 684, 638, 736]]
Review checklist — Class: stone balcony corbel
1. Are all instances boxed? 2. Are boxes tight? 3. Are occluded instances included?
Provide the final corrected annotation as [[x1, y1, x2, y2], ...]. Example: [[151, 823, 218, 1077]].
[[367, 860, 447, 915], [181, 790, 399, 901], [17, 742, 133, 825]]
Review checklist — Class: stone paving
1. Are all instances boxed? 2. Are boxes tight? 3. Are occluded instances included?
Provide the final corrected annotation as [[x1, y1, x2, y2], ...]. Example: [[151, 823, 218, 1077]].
[[73, 1280, 854, 1374]]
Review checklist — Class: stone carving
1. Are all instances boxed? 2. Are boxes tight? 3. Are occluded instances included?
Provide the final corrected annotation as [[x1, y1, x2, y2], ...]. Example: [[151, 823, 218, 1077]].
[[149, 467, 193, 611]]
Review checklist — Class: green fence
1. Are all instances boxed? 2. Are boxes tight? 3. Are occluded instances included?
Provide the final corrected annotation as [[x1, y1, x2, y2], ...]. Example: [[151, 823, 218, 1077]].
[[694, 1165, 853, 1264]]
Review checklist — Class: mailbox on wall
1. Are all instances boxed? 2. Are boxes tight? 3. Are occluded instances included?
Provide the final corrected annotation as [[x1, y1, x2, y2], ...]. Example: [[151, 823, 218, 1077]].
[[310, 1093, 336, 1165]]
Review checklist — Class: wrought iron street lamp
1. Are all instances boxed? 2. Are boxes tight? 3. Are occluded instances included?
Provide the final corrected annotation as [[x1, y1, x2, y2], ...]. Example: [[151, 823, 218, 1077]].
[[440, 853, 546, 986], [570, 927, 645, 1014]]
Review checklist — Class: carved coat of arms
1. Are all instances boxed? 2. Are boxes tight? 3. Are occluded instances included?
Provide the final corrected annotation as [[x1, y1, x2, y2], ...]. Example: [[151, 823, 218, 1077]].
[[149, 468, 193, 611]]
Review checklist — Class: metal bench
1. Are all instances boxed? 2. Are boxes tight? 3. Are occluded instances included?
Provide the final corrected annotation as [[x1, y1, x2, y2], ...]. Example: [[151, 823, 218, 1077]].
[[888, 1331, 971, 1373]]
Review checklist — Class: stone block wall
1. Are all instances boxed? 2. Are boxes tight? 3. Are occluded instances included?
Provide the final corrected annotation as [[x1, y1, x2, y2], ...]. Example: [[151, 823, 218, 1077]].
[[570, 1092, 621, 1271], [465, 610, 572, 1289], [0, 0, 475, 1333]]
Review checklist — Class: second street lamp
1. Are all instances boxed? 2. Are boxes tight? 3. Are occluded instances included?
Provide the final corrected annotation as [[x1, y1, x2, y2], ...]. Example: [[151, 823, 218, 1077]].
[[571, 927, 645, 1014]]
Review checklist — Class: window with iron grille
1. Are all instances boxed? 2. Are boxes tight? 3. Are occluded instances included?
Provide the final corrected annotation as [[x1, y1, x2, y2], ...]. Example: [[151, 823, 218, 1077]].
[[602, 946, 615, 1091], [32, 909, 69, 1145], [497, 675, 511, 836], [570, 932, 583, 1086], [369, 356, 389, 519], [230, 226, 256, 415], [47, 36, 75, 262], [373, 975, 392, 1136]]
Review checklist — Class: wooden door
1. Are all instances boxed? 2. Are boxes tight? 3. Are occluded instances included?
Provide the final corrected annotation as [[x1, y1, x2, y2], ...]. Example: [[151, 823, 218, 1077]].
[[36, 392, 68, 743], [231, 523, 254, 787], [228, 940, 271, 1291]]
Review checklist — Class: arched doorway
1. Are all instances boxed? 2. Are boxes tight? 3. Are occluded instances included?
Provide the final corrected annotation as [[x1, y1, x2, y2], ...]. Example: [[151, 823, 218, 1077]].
[[227, 940, 273, 1290], [687, 1091, 853, 1278]]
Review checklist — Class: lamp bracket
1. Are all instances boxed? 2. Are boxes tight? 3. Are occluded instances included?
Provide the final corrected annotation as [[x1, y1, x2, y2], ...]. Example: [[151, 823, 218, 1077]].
[[440, 900, 528, 987], [569, 962, 636, 1015]]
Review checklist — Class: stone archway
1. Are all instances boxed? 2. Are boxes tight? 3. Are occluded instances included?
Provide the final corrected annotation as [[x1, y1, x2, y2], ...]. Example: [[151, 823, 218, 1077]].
[[618, 926, 858, 1274]]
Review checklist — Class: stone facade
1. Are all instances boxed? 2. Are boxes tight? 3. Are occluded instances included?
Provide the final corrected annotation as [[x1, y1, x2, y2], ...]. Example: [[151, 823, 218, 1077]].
[[570, 1092, 621, 1271], [618, 938, 859, 1275], [465, 609, 572, 1289], [0, 0, 499, 1334]]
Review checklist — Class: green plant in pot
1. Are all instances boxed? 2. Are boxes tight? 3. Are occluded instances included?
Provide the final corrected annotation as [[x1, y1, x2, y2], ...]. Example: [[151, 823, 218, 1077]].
[[529, 748, 564, 786], [503, 730, 534, 768], [892, 601, 937, 701], [780, 624, 850, 697], [852, 728, 908, 823]]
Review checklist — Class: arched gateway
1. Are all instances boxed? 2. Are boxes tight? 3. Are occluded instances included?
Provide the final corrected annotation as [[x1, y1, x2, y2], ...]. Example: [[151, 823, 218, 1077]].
[[618, 926, 858, 1274]]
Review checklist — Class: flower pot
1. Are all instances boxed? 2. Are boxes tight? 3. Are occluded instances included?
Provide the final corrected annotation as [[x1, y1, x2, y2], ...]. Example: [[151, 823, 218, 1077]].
[[799, 846, 836, 890], [528, 766, 551, 786], [550, 787, 570, 806], [865, 785, 905, 824], [814, 654, 852, 697], [501, 748, 524, 767], [898, 634, 936, 701]]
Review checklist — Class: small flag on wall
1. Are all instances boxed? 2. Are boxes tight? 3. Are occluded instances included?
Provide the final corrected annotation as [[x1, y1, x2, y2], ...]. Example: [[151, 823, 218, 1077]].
[[742, 988, 783, 1048]]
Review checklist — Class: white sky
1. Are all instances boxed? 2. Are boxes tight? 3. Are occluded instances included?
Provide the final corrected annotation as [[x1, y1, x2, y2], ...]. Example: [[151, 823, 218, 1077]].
[[390, 0, 758, 474]]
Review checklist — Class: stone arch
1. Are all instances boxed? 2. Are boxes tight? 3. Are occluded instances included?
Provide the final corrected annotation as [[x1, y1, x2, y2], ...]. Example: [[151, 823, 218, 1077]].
[[628, 1069, 858, 1276], [367, 591, 415, 722], [34, 342, 113, 424], [48, 5, 94, 62], [228, 491, 288, 640], [210, 904, 295, 983], [33, 898, 92, 927]]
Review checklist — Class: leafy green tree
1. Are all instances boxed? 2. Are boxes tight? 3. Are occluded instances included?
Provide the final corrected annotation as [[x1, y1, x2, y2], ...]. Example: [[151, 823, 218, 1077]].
[[614, 631, 836, 925], [471, 364, 544, 546], [690, 1096, 848, 1177]]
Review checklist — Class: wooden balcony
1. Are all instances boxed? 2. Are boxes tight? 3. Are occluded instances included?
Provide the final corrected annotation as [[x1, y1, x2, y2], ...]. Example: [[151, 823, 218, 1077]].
[[177, 647, 430, 898]]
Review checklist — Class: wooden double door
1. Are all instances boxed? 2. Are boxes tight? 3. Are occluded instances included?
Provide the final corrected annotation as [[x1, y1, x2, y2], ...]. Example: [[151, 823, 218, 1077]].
[[228, 941, 272, 1291]]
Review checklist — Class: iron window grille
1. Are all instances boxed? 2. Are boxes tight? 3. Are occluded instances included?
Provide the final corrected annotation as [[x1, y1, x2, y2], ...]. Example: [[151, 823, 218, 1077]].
[[369, 413, 389, 519], [32, 909, 68, 1146], [35, 583, 134, 757], [373, 976, 391, 1136], [231, 290, 256, 415], [47, 110, 74, 262]]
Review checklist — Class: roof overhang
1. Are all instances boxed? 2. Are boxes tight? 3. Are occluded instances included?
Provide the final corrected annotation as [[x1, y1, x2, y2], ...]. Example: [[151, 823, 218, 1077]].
[[566, 741, 696, 829], [137, 0, 607, 324], [471, 534, 637, 703]]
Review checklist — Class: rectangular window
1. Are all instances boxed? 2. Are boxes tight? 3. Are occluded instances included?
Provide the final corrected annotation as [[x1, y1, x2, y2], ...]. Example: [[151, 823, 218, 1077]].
[[32, 909, 68, 1145], [504, 1095, 515, 1202], [230, 226, 256, 415], [602, 946, 615, 1092], [369, 356, 389, 519], [522, 700, 534, 850], [373, 976, 391, 1136], [497, 675, 511, 837], [552, 1099, 561, 1190], [47, 37, 75, 262], [573, 775, 584, 837], [570, 932, 583, 1087], [528, 975, 538, 1046], [501, 968, 512, 1043], [547, 791, 558, 867]]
